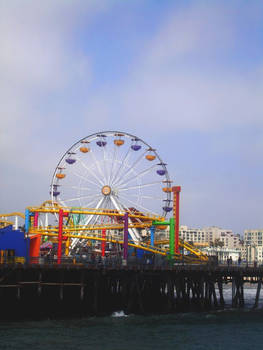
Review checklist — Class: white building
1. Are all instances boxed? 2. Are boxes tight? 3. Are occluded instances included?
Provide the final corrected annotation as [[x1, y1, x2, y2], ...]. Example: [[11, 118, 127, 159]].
[[242, 229, 263, 263], [179, 225, 240, 248], [203, 247, 241, 263]]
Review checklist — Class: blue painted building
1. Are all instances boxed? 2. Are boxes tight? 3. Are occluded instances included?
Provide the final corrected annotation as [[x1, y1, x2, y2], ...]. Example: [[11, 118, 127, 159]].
[[0, 225, 29, 257]]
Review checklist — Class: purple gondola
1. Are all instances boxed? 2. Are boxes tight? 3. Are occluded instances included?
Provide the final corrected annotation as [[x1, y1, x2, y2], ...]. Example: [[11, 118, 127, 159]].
[[157, 169, 166, 176], [66, 158, 76, 164], [131, 144, 141, 151], [163, 206, 172, 212], [96, 141, 107, 147], [53, 191, 60, 197]]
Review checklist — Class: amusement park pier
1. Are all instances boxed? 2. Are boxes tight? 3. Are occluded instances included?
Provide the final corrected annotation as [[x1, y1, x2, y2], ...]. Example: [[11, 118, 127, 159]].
[[1, 132, 261, 319]]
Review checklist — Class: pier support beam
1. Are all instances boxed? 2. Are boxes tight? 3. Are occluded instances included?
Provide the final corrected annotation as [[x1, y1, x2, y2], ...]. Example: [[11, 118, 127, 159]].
[[254, 278, 262, 309]]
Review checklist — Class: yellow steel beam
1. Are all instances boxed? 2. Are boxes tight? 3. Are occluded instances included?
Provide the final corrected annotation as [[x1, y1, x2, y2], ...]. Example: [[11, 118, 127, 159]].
[[0, 212, 25, 219], [0, 220, 14, 227], [181, 240, 208, 261], [38, 200, 62, 209], [31, 229, 207, 262], [35, 231, 168, 256], [27, 206, 164, 221], [149, 239, 208, 261], [32, 222, 152, 233]]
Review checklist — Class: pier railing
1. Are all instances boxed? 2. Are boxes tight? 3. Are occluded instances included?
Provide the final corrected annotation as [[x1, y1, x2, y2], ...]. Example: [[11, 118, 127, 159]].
[[0, 255, 260, 269]]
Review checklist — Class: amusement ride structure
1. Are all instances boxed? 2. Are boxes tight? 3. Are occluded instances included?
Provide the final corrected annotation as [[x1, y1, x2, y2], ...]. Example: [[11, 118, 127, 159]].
[[1, 132, 208, 264]]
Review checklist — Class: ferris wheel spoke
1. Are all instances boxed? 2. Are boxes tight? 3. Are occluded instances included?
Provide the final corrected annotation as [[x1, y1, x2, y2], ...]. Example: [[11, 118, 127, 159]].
[[110, 194, 125, 212], [76, 156, 104, 187], [118, 180, 163, 192], [101, 145, 108, 184], [69, 170, 101, 189], [110, 145, 132, 186], [108, 145, 118, 185], [82, 196, 103, 209], [61, 185, 93, 191], [117, 164, 158, 188], [62, 193, 101, 204], [113, 150, 148, 187], [128, 194, 164, 201], [116, 193, 159, 216], [90, 196, 108, 226], [90, 150, 107, 184], [82, 197, 105, 226]]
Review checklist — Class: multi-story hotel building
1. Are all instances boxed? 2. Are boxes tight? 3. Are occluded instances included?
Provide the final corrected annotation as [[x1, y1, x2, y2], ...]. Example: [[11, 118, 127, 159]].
[[179, 226, 240, 248], [242, 229, 263, 263]]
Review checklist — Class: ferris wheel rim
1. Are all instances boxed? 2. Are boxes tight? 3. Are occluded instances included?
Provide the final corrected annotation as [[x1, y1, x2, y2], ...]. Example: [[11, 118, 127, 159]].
[[50, 131, 173, 231], [51, 131, 171, 188]]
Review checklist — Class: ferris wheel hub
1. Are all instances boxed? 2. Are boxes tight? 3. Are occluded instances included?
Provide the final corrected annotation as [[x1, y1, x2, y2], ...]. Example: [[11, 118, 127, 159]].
[[101, 185, 112, 196]]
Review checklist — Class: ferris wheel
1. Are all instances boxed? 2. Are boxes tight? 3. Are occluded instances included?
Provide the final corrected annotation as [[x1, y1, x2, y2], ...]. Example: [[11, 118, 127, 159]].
[[50, 131, 173, 243]]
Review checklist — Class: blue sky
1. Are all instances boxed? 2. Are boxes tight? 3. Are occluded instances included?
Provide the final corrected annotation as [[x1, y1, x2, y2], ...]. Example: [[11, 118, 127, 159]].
[[1, 0, 263, 234]]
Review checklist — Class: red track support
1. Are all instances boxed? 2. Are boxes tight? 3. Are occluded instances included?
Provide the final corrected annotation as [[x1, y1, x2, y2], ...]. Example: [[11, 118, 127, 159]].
[[172, 186, 181, 255], [101, 229, 106, 257], [57, 209, 64, 264]]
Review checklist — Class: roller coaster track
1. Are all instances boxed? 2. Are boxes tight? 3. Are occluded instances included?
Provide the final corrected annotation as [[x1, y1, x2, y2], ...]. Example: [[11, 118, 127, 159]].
[[0, 219, 14, 228], [0, 212, 25, 229], [0, 206, 207, 263], [0, 212, 25, 219], [29, 228, 207, 263], [149, 239, 208, 262], [27, 206, 164, 222]]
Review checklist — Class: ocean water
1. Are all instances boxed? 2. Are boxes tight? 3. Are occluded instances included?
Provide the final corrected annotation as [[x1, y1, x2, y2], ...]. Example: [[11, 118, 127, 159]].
[[1, 287, 263, 350]]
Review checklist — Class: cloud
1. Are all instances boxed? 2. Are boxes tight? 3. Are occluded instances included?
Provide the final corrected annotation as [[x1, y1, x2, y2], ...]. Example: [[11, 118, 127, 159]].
[[0, 0, 108, 166], [0, 0, 108, 211], [84, 2, 263, 134], [1, 1, 262, 233]]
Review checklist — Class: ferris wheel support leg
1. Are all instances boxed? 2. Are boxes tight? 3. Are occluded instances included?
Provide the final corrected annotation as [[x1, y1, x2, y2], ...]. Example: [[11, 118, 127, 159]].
[[122, 212, 129, 265]]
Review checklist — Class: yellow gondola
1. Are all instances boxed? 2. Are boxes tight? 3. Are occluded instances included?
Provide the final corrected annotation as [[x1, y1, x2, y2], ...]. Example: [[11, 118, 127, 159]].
[[162, 187, 172, 193], [114, 139, 124, 146], [145, 154, 156, 161], [56, 173, 66, 179], [80, 146, 90, 153], [114, 133, 125, 146]]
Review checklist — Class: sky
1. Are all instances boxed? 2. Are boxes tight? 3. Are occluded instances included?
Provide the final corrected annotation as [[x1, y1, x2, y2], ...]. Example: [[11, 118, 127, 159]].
[[1, 0, 263, 235]]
